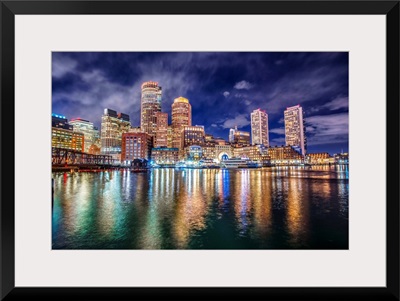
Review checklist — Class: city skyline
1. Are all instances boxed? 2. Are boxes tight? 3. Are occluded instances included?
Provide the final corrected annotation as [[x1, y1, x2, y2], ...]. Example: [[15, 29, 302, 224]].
[[52, 52, 349, 154]]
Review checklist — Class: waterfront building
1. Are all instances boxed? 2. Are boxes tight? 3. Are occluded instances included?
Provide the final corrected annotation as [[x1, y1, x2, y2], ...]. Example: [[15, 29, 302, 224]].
[[52, 113, 73, 130], [151, 147, 179, 166], [171, 96, 192, 149], [284, 105, 307, 155], [121, 132, 152, 162], [268, 145, 303, 165], [186, 145, 203, 162], [251, 108, 269, 146], [155, 112, 168, 148], [230, 126, 251, 146], [69, 118, 98, 153], [215, 144, 233, 162], [52, 127, 84, 152], [306, 152, 331, 165], [101, 108, 131, 155], [141, 81, 162, 136], [201, 145, 217, 160], [233, 145, 269, 162]]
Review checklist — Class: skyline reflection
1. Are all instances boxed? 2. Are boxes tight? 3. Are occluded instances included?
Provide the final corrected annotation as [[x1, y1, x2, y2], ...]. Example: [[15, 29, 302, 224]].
[[52, 166, 349, 249]]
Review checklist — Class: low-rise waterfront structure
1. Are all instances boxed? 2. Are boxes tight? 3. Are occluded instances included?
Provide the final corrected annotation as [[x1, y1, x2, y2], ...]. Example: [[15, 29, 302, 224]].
[[305, 152, 332, 165], [268, 145, 303, 165], [121, 132, 152, 163], [151, 147, 179, 166]]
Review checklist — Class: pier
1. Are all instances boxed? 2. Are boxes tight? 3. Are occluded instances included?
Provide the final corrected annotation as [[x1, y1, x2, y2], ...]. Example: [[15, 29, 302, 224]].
[[52, 147, 116, 172]]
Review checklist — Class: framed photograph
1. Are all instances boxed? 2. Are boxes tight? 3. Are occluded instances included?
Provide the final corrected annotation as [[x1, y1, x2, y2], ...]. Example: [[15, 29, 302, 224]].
[[2, 0, 399, 300]]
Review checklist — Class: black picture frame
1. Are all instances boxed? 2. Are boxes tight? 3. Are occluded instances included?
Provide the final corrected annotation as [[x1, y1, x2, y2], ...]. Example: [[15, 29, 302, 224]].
[[1, 1, 399, 300]]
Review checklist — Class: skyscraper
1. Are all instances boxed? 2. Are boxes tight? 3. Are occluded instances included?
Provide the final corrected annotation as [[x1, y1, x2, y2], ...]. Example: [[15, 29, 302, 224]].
[[171, 96, 192, 149], [251, 109, 269, 147], [101, 108, 131, 154], [154, 112, 168, 148], [284, 105, 306, 155], [141, 81, 162, 136]]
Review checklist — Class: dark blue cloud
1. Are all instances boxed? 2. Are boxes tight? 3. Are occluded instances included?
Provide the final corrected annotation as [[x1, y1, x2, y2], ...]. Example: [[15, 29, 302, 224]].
[[52, 52, 348, 154]]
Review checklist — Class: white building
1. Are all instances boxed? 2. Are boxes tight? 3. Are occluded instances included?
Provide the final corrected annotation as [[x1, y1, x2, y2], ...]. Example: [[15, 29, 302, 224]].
[[251, 108, 269, 146], [284, 105, 306, 155]]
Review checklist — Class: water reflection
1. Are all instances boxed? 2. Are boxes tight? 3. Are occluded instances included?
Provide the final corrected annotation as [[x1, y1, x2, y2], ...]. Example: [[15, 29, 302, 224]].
[[52, 165, 349, 249]]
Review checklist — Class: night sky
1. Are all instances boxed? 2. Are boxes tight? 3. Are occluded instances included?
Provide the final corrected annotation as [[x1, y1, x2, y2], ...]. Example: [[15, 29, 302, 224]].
[[52, 52, 348, 154]]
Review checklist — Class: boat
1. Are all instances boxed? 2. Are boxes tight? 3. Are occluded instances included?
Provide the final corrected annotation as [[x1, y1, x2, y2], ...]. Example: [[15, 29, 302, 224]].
[[220, 157, 260, 169], [199, 159, 220, 169], [175, 162, 187, 169], [130, 167, 148, 172]]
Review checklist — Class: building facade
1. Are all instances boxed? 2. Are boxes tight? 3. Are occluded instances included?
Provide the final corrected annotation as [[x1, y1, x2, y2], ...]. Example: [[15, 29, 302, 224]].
[[215, 145, 233, 161], [305, 152, 331, 165], [167, 126, 173, 148], [52, 127, 84, 152], [101, 108, 131, 154], [154, 112, 168, 148], [186, 145, 203, 162], [151, 148, 179, 166], [233, 145, 269, 162], [121, 132, 152, 162], [69, 118, 98, 153], [284, 105, 306, 155], [171, 96, 192, 149], [141, 81, 162, 136], [268, 145, 303, 165], [251, 109, 269, 146], [201, 145, 217, 160], [181, 125, 205, 148]]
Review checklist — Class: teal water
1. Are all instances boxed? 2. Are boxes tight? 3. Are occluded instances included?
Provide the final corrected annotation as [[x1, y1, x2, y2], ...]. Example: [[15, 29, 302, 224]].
[[52, 165, 349, 249]]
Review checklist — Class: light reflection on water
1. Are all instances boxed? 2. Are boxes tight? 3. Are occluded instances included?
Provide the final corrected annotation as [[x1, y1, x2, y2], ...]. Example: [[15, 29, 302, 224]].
[[52, 165, 348, 249]]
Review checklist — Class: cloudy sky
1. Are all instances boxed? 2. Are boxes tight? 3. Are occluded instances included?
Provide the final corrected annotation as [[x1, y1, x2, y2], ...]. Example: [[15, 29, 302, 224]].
[[52, 52, 348, 154]]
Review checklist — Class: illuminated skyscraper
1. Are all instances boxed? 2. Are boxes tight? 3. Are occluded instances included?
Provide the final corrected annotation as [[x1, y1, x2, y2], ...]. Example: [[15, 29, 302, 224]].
[[251, 109, 269, 147], [141, 81, 162, 136], [171, 96, 191, 149], [154, 112, 168, 148], [284, 105, 306, 155], [101, 108, 131, 154], [69, 118, 97, 153]]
